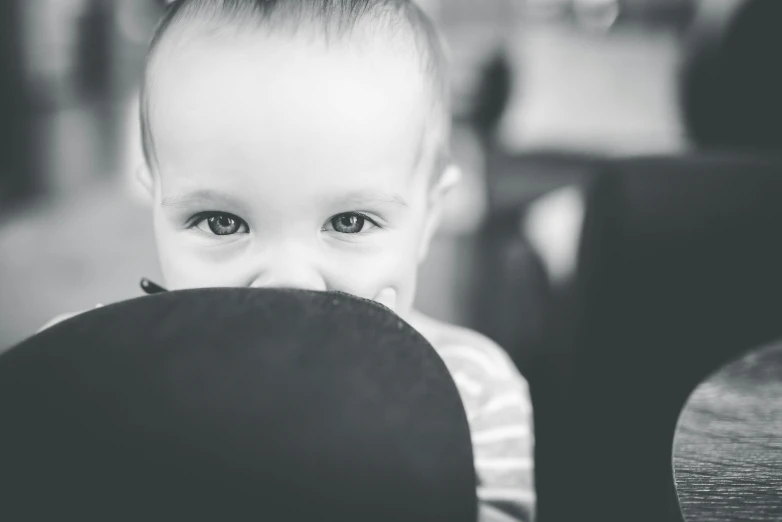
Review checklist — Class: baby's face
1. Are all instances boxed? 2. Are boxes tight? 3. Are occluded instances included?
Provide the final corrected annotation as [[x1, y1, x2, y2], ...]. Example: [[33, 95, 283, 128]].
[[144, 31, 447, 317]]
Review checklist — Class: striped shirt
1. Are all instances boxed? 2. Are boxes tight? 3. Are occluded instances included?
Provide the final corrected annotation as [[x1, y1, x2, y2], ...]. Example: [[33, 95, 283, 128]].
[[409, 312, 536, 522]]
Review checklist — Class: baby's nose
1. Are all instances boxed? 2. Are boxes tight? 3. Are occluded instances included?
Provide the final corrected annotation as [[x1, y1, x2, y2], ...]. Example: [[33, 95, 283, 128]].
[[249, 251, 327, 292]]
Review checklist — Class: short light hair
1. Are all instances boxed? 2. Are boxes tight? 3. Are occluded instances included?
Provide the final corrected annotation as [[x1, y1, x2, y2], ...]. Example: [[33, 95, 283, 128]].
[[140, 0, 451, 177]]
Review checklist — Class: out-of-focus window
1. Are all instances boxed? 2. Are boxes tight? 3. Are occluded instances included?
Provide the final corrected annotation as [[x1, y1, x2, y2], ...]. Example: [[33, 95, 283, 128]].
[[502, 0, 696, 155], [420, 0, 696, 156]]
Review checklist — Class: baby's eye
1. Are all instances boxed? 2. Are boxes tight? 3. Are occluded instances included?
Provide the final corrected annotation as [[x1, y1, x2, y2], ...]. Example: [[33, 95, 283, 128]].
[[192, 212, 249, 236], [325, 212, 379, 234]]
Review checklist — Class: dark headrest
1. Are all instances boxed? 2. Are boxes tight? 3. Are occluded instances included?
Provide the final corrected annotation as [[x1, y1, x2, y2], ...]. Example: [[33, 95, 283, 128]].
[[578, 153, 782, 384], [0, 288, 476, 522], [680, 0, 782, 151]]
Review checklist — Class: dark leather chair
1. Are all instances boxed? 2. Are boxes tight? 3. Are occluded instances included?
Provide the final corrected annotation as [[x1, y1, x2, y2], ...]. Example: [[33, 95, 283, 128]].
[[490, 2, 782, 520], [548, 154, 782, 522], [0, 288, 477, 522], [680, 0, 782, 152], [470, 150, 601, 522]]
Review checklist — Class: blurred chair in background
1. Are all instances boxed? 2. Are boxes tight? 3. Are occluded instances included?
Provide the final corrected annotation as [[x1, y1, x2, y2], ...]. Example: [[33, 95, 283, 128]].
[[554, 5, 781, 520], [0, 0, 164, 349], [557, 156, 782, 522], [414, 0, 521, 325], [0, 0, 159, 207], [432, 0, 520, 237], [680, 0, 782, 152], [0, 0, 37, 208], [471, 151, 595, 522], [472, 1, 782, 520], [469, 46, 513, 148]]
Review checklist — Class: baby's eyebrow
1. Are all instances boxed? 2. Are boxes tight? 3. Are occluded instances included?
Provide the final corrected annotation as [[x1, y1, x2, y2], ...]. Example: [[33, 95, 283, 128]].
[[161, 189, 408, 212], [160, 189, 247, 210], [340, 190, 409, 209]]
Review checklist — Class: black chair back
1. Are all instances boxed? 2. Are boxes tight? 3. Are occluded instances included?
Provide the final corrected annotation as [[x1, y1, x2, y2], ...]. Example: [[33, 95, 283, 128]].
[[0, 288, 477, 522]]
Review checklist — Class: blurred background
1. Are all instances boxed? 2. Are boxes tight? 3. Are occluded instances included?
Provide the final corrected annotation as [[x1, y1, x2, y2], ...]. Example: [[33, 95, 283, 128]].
[[0, 0, 700, 348], [5, 3, 782, 522]]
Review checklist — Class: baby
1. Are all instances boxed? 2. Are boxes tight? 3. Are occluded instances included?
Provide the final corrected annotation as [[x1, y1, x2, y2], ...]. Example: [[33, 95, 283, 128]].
[[47, 0, 535, 520]]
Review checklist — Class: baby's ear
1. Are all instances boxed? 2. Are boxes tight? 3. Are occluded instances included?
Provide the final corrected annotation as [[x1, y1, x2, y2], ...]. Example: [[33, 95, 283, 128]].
[[135, 163, 155, 200], [418, 164, 462, 262], [430, 163, 461, 204]]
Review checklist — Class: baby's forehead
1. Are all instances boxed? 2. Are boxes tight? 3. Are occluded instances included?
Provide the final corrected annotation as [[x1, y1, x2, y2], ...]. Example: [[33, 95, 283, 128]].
[[141, 1, 449, 175], [148, 27, 437, 163], [150, 12, 429, 78]]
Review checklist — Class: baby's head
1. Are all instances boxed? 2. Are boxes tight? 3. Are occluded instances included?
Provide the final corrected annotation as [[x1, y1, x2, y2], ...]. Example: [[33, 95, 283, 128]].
[[138, 0, 457, 318]]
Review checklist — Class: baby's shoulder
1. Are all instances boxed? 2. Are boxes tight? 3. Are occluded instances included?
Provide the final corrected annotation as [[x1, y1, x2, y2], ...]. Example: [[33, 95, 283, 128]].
[[407, 311, 523, 383]]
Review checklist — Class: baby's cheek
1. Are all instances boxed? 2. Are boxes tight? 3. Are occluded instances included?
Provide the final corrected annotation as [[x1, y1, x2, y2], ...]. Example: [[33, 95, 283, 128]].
[[155, 236, 250, 290], [323, 246, 419, 313], [159, 253, 232, 290]]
